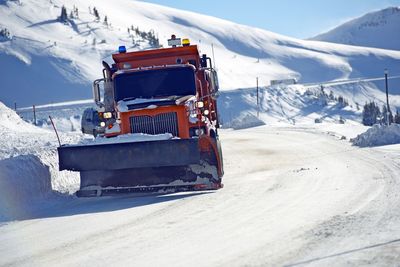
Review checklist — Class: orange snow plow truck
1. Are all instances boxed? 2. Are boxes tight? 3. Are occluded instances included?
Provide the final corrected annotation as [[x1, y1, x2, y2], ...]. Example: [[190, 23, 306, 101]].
[[58, 36, 224, 197]]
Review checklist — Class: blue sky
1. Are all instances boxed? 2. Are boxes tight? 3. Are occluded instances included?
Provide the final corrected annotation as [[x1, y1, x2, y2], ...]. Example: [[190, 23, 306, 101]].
[[139, 0, 400, 38]]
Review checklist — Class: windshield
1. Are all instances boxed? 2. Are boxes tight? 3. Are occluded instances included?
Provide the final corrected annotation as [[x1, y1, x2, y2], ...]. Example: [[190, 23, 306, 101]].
[[114, 67, 196, 102]]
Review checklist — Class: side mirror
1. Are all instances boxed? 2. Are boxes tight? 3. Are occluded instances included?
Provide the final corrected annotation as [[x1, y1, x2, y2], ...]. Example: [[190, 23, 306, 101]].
[[201, 54, 208, 68], [92, 79, 105, 107], [211, 70, 219, 92], [93, 82, 100, 103]]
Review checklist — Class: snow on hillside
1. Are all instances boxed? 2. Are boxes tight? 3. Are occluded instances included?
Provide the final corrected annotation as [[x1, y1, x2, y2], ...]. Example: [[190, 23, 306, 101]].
[[1, 0, 400, 107], [311, 7, 400, 51]]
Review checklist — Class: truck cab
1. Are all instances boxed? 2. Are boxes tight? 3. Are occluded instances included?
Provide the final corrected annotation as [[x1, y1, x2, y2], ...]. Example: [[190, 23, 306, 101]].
[[94, 37, 221, 142]]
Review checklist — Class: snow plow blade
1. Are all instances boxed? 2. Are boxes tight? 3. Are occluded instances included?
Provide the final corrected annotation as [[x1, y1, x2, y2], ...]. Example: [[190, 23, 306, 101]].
[[58, 139, 200, 171], [58, 138, 222, 197]]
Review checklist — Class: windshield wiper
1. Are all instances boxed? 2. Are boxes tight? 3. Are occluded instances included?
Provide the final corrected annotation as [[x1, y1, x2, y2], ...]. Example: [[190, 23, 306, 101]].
[[122, 97, 137, 101], [152, 95, 182, 100]]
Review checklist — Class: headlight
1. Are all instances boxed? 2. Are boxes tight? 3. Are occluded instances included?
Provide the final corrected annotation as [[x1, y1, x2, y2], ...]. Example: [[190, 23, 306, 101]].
[[190, 127, 206, 137], [196, 101, 204, 108], [123, 63, 131, 69], [195, 128, 204, 135], [203, 109, 209, 115], [103, 112, 112, 119], [100, 122, 106, 127]]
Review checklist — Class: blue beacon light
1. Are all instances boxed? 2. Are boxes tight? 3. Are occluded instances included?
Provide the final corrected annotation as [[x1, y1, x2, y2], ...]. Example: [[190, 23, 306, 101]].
[[118, 45, 127, 53]]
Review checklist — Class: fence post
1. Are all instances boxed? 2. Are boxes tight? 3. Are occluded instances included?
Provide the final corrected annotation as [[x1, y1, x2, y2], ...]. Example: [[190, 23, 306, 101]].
[[256, 77, 259, 118]]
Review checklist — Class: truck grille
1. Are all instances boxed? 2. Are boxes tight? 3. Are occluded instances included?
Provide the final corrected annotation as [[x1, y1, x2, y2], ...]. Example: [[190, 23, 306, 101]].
[[130, 112, 179, 136]]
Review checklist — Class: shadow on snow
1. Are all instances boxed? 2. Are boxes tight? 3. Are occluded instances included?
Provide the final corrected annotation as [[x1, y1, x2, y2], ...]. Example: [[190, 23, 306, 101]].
[[0, 191, 213, 224]]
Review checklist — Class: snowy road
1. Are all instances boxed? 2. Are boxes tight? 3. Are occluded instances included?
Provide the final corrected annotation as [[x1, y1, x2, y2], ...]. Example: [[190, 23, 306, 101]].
[[1, 126, 400, 266]]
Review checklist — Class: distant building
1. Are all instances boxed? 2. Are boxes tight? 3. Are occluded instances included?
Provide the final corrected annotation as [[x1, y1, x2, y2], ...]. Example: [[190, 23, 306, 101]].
[[270, 78, 297, 86]]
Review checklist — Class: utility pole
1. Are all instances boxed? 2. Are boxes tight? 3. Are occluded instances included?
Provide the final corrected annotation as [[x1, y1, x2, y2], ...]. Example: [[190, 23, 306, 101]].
[[256, 77, 259, 118], [14, 102, 17, 111], [33, 105, 36, 126], [384, 69, 391, 125]]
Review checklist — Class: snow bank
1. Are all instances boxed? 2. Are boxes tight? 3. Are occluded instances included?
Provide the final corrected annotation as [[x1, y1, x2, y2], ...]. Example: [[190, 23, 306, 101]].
[[77, 133, 174, 146], [351, 124, 400, 147], [0, 102, 42, 133], [0, 101, 80, 200], [222, 113, 265, 130], [0, 155, 52, 221]]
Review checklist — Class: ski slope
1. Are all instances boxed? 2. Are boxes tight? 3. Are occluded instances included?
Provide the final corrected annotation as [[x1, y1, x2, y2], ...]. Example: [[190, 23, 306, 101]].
[[1, 126, 400, 266]]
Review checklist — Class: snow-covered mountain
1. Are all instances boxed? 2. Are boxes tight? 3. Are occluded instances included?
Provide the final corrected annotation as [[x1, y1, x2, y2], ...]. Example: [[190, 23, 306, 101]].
[[1, 0, 400, 107], [311, 7, 400, 51]]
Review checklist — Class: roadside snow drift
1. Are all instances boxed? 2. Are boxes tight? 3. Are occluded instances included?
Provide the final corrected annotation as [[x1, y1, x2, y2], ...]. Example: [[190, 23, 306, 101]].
[[0, 155, 52, 221], [351, 124, 400, 147], [222, 113, 265, 129]]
